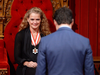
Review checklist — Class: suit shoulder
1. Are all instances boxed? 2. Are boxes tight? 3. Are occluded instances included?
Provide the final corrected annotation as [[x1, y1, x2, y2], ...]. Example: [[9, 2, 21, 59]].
[[73, 32, 90, 45], [40, 32, 56, 44], [41, 32, 56, 39], [75, 32, 89, 39]]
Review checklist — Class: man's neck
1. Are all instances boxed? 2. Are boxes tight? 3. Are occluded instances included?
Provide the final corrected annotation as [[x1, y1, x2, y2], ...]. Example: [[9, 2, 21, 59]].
[[57, 24, 71, 30]]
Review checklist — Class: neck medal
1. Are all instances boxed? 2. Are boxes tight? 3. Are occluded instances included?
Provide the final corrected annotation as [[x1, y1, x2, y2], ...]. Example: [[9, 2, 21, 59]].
[[31, 30, 40, 54]]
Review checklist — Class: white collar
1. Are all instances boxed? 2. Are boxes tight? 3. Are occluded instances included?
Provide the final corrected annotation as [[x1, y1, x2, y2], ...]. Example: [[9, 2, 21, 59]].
[[59, 25, 71, 29]]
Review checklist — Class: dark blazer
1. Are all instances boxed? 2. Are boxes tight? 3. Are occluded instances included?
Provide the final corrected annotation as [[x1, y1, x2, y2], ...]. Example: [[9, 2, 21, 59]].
[[14, 27, 44, 75], [36, 27, 94, 75]]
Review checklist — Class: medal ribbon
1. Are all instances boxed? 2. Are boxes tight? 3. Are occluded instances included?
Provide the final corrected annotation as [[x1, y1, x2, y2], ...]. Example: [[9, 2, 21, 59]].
[[31, 30, 40, 46]]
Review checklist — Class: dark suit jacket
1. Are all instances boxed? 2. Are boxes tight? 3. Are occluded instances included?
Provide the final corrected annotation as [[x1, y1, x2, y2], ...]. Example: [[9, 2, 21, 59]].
[[36, 27, 94, 75]]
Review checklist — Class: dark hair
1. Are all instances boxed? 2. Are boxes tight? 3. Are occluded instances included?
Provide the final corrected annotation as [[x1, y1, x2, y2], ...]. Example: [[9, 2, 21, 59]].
[[53, 7, 73, 25]]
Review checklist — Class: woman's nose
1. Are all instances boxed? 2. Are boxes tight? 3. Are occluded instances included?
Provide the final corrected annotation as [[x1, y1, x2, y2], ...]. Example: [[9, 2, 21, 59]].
[[34, 20, 37, 23]]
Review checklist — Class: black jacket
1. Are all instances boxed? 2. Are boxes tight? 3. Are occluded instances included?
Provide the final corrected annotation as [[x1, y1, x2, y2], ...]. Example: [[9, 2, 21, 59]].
[[14, 27, 44, 75]]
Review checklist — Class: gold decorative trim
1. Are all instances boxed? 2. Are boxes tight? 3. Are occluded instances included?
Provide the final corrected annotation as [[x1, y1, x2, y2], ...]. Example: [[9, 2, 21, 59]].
[[4, 0, 13, 29], [93, 56, 100, 74], [51, 0, 69, 14], [0, 0, 4, 38], [0, 68, 7, 75]]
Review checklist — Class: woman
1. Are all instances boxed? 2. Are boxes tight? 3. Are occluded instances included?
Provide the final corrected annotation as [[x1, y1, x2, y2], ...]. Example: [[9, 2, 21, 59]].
[[14, 7, 51, 75]]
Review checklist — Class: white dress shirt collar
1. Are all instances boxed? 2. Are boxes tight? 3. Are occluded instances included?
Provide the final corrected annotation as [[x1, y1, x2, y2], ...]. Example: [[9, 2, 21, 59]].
[[59, 25, 71, 29]]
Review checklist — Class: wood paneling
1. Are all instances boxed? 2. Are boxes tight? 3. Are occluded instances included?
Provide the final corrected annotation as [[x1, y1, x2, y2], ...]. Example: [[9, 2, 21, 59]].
[[51, 0, 69, 14], [0, 0, 4, 39]]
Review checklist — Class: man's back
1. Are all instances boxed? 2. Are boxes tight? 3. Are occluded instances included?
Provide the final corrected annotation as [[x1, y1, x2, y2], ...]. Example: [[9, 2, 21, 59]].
[[36, 27, 94, 75], [35, 7, 94, 75]]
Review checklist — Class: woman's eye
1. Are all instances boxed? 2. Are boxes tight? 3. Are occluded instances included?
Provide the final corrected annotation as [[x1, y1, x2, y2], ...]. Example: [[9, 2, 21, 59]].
[[31, 19, 34, 20], [36, 19, 40, 20]]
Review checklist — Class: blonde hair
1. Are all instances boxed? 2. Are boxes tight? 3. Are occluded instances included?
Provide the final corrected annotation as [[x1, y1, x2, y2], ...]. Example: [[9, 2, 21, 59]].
[[19, 7, 51, 35]]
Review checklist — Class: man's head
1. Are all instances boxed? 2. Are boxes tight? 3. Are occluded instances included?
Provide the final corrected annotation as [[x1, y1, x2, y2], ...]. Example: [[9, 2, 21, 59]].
[[53, 7, 74, 30]]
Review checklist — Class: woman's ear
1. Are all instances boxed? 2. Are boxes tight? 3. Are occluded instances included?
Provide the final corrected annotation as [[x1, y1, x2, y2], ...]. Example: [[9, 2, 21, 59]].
[[27, 18, 29, 22]]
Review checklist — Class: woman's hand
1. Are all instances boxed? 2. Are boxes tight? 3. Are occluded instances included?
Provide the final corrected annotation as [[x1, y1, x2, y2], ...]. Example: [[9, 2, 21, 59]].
[[23, 61, 37, 68]]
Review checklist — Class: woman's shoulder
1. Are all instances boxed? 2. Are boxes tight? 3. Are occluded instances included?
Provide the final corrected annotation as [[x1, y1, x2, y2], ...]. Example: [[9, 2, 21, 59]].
[[16, 28, 29, 38], [17, 28, 29, 35], [17, 29, 25, 36]]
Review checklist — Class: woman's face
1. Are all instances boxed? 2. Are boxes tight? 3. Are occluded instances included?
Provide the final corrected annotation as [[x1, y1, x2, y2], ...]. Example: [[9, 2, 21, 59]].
[[27, 12, 41, 30]]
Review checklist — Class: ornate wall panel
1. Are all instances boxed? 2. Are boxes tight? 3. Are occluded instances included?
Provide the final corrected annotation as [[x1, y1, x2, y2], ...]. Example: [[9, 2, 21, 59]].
[[0, 69, 7, 75], [0, 0, 13, 39], [4, 0, 13, 29], [51, 0, 69, 14], [0, 0, 4, 38]]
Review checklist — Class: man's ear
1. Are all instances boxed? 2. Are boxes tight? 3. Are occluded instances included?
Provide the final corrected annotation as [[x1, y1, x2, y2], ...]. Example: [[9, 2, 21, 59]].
[[54, 19, 57, 26], [54, 19, 59, 30], [71, 19, 74, 26]]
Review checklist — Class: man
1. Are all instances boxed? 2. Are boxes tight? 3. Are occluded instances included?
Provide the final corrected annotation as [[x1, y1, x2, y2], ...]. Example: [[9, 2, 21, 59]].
[[35, 7, 94, 75]]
